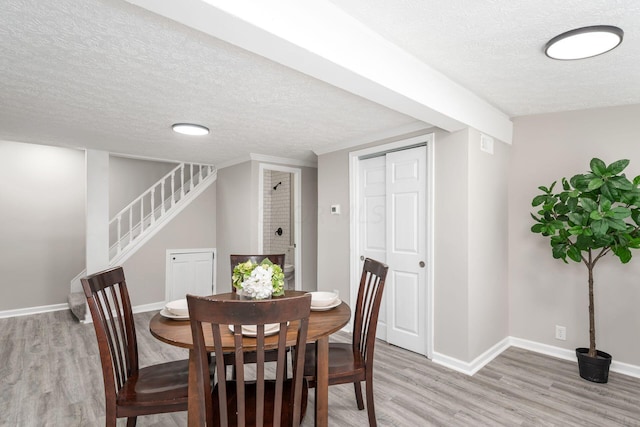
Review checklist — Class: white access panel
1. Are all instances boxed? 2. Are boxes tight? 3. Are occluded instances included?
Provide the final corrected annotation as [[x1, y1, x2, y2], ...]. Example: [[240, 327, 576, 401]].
[[166, 249, 215, 301]]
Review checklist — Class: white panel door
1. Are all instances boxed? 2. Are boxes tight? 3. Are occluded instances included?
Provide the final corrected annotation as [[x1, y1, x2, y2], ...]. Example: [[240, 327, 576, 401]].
[[358, 156, 387, 339], [385, 146, 427, 354], [168, 251, 214, 301]]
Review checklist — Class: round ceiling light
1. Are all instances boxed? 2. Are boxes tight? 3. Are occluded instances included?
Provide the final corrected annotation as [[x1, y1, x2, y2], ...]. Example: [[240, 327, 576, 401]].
[[172, 123, 210, 136], [545, 25, 623, 60]]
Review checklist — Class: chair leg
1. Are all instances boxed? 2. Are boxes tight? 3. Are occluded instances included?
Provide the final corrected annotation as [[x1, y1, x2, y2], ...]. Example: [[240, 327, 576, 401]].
[[126, 416, 137, 427], [354, 381, 365, 410], [365, 373, 377, 427]]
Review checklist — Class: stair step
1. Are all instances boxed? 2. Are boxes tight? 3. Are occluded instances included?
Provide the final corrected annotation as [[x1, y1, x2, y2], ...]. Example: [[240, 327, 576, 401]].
[[68, 292, 86, 322]]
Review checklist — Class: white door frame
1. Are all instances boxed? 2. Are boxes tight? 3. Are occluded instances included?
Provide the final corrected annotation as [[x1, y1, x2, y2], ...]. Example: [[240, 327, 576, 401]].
[[258, 163, 302, 291], [348, 134, 435, 358]]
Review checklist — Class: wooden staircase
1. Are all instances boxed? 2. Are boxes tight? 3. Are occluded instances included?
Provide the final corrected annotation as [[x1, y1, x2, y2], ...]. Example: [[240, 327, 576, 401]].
[[68, 162, 217, 322]]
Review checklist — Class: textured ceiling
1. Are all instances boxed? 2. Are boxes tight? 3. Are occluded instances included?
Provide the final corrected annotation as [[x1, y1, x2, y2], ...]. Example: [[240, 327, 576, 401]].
[[0, 0, 420, 165], [329, 0, 640, 117], [1, 0, 639, 166]]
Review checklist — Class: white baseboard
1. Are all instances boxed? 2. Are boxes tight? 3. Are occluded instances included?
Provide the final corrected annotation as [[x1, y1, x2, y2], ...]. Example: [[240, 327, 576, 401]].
[[0, 300, 166, 321], [509, 337, 640, 379], [0, 303, 69, 319], [132, 301, 166, 314], [432, 337, 511, 376], [431, 336, 640, 380]]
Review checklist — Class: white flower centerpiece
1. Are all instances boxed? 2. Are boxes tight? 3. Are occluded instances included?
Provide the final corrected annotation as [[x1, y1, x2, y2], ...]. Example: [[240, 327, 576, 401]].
[[232, 258, 285, 299]]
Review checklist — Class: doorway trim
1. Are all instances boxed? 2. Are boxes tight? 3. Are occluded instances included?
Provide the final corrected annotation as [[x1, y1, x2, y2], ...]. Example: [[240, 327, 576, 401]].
[[258, 163, 302, 291], [348, 133, 435, 358]]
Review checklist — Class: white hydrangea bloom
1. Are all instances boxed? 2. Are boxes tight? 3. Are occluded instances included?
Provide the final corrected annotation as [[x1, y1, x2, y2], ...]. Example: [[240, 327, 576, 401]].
[[241, 265, 274, 299]]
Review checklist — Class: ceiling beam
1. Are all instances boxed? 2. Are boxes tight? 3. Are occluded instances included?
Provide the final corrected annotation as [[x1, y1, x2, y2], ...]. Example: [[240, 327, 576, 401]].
[[126, 0, 513, 144]]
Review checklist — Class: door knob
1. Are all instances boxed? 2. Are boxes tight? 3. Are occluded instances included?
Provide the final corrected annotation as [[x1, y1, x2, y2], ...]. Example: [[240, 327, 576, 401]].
[[419, 261, 425, 268], [360, 256, 365, 261]]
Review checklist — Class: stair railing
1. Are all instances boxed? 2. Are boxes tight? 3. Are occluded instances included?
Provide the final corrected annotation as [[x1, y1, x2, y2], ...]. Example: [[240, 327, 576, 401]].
[[109, 162, 215, 258]]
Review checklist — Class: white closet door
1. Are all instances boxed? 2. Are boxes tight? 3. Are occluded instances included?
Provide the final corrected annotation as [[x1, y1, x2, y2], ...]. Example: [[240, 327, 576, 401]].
[[358, 156, 387, 339], [385, 146, 427, 354]]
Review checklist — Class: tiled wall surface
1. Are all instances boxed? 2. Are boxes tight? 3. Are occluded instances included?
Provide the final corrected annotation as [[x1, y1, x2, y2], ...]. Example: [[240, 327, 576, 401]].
[[263, 170, 293, 266]]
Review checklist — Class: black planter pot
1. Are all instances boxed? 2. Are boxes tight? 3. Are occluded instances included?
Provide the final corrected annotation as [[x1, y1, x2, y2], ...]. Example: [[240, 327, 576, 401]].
[[575, 348, 612, 383]]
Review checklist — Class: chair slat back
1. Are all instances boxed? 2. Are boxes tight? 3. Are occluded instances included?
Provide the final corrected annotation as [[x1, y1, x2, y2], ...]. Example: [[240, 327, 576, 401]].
[[352, 258, 389, 363], [188, 294, 311, 427], [230, 254, 286, 293], [81, 267, 138, 399]]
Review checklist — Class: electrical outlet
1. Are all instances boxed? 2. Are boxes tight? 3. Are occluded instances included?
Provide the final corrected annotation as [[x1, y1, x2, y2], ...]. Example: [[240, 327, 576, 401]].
[[555, 325, 567, 341]]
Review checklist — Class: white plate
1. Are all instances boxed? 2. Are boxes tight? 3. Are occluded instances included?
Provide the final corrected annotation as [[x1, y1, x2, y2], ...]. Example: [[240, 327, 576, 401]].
[[159, 308, 189, 320], [229, 323, 281, 337], [311, 298, 341, 311]]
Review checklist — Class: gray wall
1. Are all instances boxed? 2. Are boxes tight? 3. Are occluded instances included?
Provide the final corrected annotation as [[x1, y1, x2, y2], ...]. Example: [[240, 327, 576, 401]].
[[0, 140, 216, 312], [300, 165, 318, 292], [317, 149, 351, 296], [317, 128, 510, 363], [109, 155, 177, 217], [216, 161, 254, 288], [509, 104, 640, 365], [432, 127, 509, 362], [216, 160, 318, 292], [432, 129, 470, 360], [467, 128, 509, 359], [122, 183, 216, 306], [0, 140, 85, 310]]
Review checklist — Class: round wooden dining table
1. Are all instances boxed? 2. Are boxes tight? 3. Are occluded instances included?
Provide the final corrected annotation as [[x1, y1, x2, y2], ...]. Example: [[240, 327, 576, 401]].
[[149, 290, 351, 427]]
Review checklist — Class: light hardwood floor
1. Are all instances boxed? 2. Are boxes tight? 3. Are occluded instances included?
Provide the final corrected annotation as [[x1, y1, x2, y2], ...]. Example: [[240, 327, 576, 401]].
[[1, 310, 639, 426]]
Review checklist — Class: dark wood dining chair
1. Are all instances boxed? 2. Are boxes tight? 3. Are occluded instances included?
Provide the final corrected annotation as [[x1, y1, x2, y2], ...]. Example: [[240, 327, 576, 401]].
[[228, 254, 287, 377], [229, 254, 286, 293], [187, 293, 311, 427], [81, 266, 193, 426], [302, 258, 388, 427]]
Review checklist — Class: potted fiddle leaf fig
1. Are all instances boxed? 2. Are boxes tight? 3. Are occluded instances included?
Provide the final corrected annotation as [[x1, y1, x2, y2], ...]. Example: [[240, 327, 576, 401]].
[[530, 158, 640, 383]]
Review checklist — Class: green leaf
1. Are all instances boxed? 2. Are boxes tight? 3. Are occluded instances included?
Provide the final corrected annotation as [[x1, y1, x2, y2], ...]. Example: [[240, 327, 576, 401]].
[[590, 158, 607, 176], [575, 234, 593, 250], [600, 198, 612, 212], [531, 224, 544, 233], [552, 244, 566, 259], [591, 219, 608, 237], [608, 206, 631, 219], [567, 212, 583, 225], [562, 178, 571, 191], [600, 182, 615, 201], [607, 159, 630, 175], [606, 217, 628, 231], [614, 246, 632, 263], [580, 198, 598, 212], [609, 176, 634, 191], [568, 226, 583, 235], [532, 195, 547, 206], [589, 210, 602, 221], [571, 174, 591, 191], [554, 203, 570, 215], [567, 245, 582, 262], [588, 178, 604, 190]]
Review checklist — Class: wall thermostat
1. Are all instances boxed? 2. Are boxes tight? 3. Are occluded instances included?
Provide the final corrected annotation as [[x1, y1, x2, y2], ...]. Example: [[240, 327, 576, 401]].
[[330, 204, 341, 215]]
